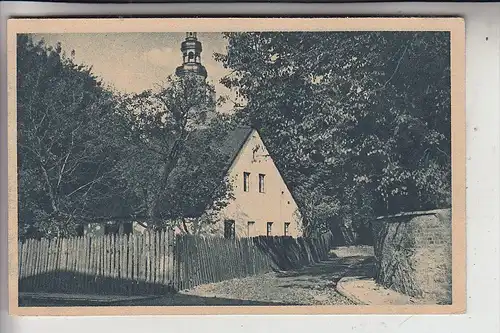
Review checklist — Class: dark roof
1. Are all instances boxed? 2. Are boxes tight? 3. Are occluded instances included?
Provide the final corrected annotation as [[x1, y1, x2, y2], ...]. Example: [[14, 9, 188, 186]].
[[212, 126, 254, 169], [185, 125, 253, 171]]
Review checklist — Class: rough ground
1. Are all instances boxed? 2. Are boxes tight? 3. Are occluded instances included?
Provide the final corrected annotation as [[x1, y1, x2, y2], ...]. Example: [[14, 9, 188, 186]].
[[337, 277, 434, 305], [179, 255, 375, 305]]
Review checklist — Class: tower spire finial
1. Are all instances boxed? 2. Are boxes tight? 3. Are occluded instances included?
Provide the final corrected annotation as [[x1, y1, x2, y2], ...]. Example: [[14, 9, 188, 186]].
[[186, 32, 197, 40]]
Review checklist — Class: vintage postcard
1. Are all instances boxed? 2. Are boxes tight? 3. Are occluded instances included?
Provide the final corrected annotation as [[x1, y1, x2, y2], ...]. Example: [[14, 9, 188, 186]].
[[7, 17, 465, 316]]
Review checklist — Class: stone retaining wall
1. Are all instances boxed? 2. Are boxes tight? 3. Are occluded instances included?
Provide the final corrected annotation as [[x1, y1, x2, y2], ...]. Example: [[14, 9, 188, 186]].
[[371, 208, 452, 304]]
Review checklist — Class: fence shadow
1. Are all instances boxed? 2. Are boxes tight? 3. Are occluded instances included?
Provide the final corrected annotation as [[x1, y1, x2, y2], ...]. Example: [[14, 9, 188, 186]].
[[19, 270, 175, 296], [19, 291, 297, 307], [113, 293, 297, 306], [251, 235, 330, 272]]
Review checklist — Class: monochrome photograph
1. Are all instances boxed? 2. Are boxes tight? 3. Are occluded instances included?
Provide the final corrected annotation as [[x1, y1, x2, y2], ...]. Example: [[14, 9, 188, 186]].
[[7, 18, 465, 315]]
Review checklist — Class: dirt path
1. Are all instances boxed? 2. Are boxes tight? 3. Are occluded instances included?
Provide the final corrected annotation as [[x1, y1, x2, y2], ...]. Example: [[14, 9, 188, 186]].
[[179, 255, 375, 305]]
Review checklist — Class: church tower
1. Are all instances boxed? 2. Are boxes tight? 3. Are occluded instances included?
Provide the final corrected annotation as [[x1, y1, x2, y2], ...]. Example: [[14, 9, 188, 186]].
[[175, 32, 216, 125], [175, 32, 208, 79]]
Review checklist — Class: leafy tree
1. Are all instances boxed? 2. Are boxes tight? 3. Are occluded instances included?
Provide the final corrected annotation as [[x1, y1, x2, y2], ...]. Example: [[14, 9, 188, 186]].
[[115, 74, 234, 231], [18, 34, 236, 238], [17, 34, 128, 239], [216, 32, 451, 240]]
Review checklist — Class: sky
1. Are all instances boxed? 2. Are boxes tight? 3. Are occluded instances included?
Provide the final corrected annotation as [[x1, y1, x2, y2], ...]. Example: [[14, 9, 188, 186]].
[[32, 32, 234, 112]]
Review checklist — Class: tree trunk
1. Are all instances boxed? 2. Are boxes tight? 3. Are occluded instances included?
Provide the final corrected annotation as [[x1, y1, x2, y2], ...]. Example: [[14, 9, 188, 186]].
[[182, 218, 191, 234], [149, 138, 186, 225]]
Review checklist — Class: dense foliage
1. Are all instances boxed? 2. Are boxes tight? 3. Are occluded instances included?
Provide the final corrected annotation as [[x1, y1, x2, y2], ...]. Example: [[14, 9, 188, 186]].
[[216, 32, 451, 239], [17, 32, 451, 242], [17, 35, 233, 239], [115, 76, 234, 231], [17, 34, 126, 238]]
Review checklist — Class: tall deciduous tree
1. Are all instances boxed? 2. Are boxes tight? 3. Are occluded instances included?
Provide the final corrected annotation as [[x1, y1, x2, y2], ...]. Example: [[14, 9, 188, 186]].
[[18, 35, 236, 238], [216, 32, 451, 240], [17, 34, 128, 239], [116, 74, 234, 231]]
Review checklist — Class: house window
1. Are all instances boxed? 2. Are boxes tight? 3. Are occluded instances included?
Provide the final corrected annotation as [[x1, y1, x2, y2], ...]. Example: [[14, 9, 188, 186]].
[[284, 222, 291, 236], [247, 221, 255, 237], [122, 222, 133, 235], [243, 172, 250, 192], [259, 174, 265, 193], [224, 220, 235, 239], [267, 222, 273, 236]]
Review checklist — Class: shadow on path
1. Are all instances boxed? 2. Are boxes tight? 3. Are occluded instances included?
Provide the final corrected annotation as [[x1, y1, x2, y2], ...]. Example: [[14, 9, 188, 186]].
[[180, 254, 375, 306], [276, 255, 375, 283], [19, 292, 293, 307]]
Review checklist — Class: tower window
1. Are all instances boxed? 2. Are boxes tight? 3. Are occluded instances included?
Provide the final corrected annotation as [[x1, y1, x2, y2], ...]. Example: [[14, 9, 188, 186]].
[[267, 222, 273, 236], [259, 174, 265, 193], [243, 172, 250, 192], [188, 52, 194, 61]]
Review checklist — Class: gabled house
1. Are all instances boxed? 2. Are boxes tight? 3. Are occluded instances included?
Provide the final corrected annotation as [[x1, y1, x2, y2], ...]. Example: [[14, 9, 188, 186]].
[[85, 126, 303, 238], [195, 126, 303, 238]]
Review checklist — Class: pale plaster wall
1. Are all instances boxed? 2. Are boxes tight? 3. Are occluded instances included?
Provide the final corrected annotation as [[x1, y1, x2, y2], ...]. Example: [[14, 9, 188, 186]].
[[211, 130, 303, 238]]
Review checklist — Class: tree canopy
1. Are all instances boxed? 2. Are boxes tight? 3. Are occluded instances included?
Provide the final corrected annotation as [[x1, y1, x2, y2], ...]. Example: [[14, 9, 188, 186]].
[[115, 76, 234, 231], [17, 34, 128, 238], [17, 32, 452, 242], [17, 35, 234, 239], [216, 31, 451, 239]]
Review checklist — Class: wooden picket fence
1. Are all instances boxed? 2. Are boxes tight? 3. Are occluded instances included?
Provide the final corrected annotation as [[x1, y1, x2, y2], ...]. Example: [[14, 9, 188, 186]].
[[175, 233, 333, 290], [18, 231, 333, 295], [18, 230, 176, 295], [175, 236, 274, 291]]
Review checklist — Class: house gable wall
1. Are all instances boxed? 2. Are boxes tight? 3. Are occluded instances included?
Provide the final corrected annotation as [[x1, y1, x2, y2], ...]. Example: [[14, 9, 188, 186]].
[[211, 130, 303, 238]]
